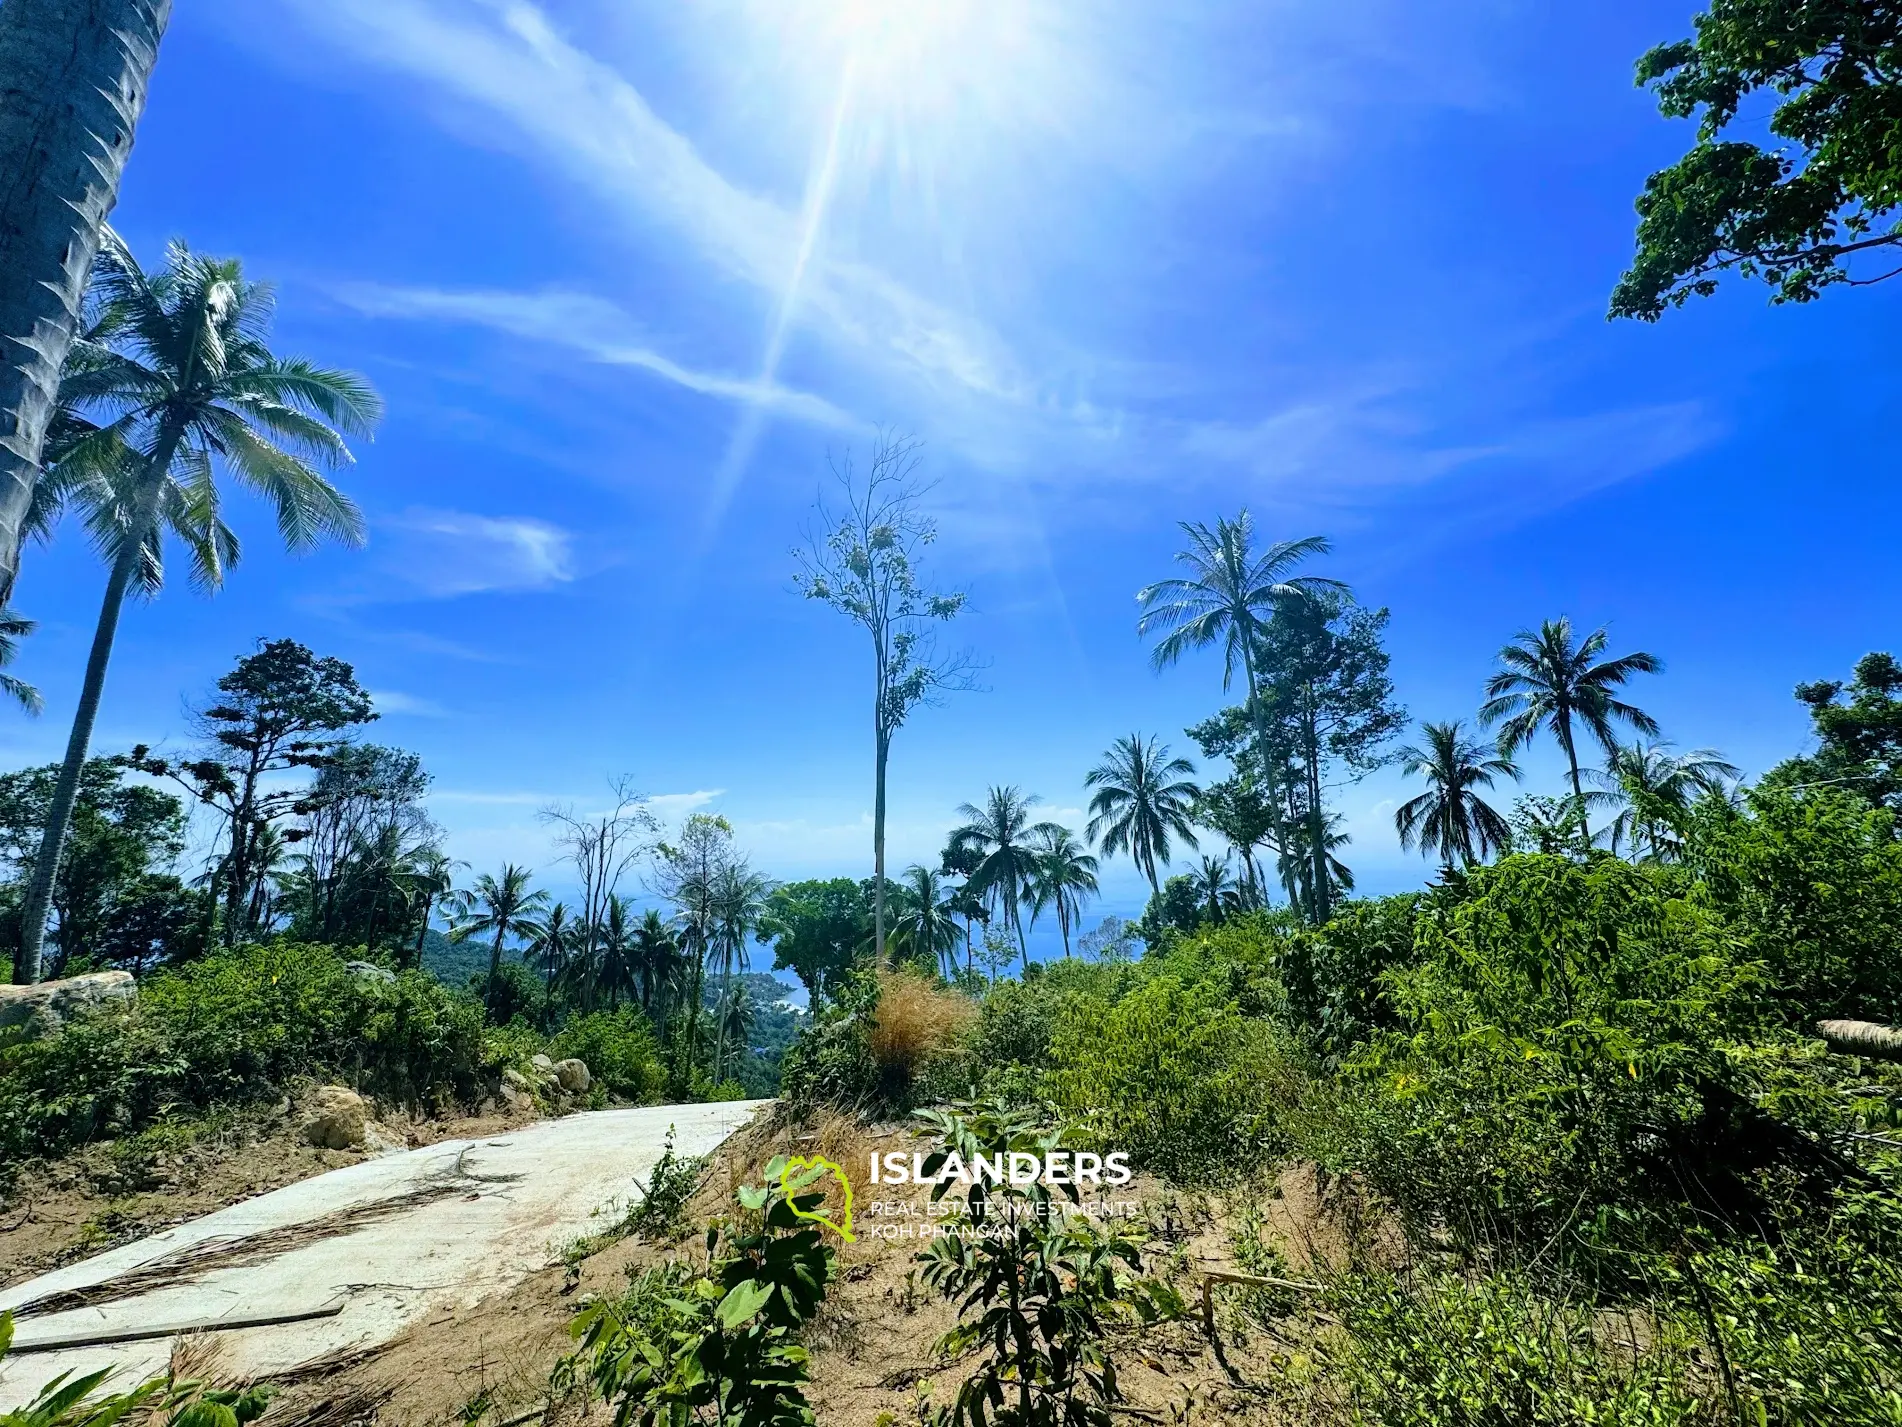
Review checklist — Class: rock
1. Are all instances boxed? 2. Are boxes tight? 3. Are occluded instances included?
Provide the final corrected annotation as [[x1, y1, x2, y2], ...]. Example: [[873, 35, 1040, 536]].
[[553, 1058, 591, 1093], [502, 1067, 533, 1093], [301, 1086, 370, 1149], [0, 970, 135, 1040], [500, 1083, 535, 1113], [344, 960, 397, 984], [530, 1053, 555, 1072]]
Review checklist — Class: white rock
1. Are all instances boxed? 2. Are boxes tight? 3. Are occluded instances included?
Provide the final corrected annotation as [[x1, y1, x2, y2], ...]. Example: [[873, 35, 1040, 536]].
[[553, 1058, 591, 1093], [0, 971, 136, 1039], [301, 1086, 369, 1150]]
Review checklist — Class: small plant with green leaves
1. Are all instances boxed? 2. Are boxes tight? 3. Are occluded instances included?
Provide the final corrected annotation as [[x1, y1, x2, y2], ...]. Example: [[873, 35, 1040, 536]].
[[563, 1155, 838, 1427], [0, 1312, 274, 1427], [912, 1097, 1182, 1427]]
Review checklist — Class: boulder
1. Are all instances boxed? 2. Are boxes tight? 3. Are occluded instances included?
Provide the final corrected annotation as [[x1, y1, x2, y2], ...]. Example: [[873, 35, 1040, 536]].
[[344, 960, 397, 984], [301, 1085, 370, 1149], [0, 970, 135, 1039], [530, 1053, 555, 1072], [502, 1066, 534, 1093], [553, 1058, 591, 1093], [499, 1083, 535, 1113]]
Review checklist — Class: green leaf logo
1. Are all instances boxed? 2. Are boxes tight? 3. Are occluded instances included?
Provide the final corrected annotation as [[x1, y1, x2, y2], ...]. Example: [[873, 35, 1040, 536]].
[[780, 1155, 856, 1242]]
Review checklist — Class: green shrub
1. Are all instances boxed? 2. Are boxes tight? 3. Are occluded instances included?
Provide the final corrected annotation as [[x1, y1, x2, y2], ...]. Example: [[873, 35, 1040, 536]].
[[1310, 1268, 1705, 1426], [551, 1008, 665, 1103], [0, 942, 486, 1165], [1272, 895, 1418, 1061], [778, 972, 879, 1109], [1049, 973, 1296, 1183], [1690, 785, 1902, 1024]]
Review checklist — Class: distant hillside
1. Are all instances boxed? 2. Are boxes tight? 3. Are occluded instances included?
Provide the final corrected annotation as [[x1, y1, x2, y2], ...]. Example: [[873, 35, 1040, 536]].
[[419, 927, 527, 991]]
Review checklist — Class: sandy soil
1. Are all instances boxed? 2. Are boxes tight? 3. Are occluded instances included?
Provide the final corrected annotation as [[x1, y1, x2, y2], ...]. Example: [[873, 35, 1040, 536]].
[[249, 1110, 1391, 1427]]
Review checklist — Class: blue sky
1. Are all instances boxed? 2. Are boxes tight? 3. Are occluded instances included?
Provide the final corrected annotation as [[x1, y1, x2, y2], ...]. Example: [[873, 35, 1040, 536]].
[[5, 0, 1899, 953]]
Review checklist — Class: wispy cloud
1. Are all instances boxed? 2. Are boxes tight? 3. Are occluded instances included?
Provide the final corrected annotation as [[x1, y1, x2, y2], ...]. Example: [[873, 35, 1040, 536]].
[[375, 508, 576, 598], [369, 689, 450, 718], [336, 283, 854, 427], [284, 0, 1018, 401], [647, 789, 726, 819]]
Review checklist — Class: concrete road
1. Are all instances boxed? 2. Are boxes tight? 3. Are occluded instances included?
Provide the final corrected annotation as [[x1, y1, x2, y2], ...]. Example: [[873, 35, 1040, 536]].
[[0, 1101, 766, 1408]]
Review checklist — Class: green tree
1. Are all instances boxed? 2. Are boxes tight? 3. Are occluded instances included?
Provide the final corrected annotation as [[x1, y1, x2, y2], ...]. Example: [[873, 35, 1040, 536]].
[[951, 786, 1062, 971], [653, 813, 737, 1073], [1253, 593, 1407, 923], [1480, 617, 1662, 845], [794, 432, 976, 964], [448, 864, 549, 1021], [0, 755, 189, 978], [1767, 651, 1902, 814], [596, 895, 639, 1012], [711, 861, 772, 1082], [405, 848, 458, 970], [1188, 854, 1236, 925], [1084, 733, 1200, 898], [631, 907, 684, 1019], [1612, 0, 1902, 319], [889, 864, 963, 977], [1593, 741, 1739, 862], [1192, 773, 1277, 909], [0, 611, 40, 714], [16, 236, 377, 982], [758, 875, 867, 1005], [1023, 825, 1100, 959], [1137, 513, 1340, 906], [1394, 720, 1520, 875], [525, 901, 576, 998], [0, 2, 172, 607]]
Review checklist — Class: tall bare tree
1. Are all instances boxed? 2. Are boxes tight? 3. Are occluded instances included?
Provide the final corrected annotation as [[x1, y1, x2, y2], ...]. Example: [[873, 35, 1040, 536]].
[[0, 0, 171, 606], [541, 777, 658, 974], [794, 433, 978, 964]]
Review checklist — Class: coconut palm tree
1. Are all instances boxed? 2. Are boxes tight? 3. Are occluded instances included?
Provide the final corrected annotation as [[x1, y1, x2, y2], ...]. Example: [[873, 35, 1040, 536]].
[[890, 865, 964, 978], [1394, 720, 1521, 875], [524, 902, 576, 996], [1592, 741, 1739, 861], [596, 895, 639, 1011], [0, 2, 171, 609], [1280, 813, 1356, 908], [1023, 827, 1100, 959], [1084, 733, 1200, 897], [406, 849, 460, 970], [1479, 618, 1661, 844], [720, 985, 753, 1076], [14, 233, 378, 982], [448, 865, 548, 1020], [1137, 513, 1341, 907], [711, 862, 772, 1081], [632, 909, 684, 1020], [950, 786, 1062, 971], [1189, 854, 1235, 925], [0, 611, 41, 716]]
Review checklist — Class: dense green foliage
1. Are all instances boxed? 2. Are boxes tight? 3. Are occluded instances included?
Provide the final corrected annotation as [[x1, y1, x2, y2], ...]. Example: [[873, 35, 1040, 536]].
[[1614, 0, 1902, 317]]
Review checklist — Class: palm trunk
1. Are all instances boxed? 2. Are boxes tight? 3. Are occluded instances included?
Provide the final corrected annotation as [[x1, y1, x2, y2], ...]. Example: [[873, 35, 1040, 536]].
[[0, 0, 170, 609], [485, 925, 506, 1017], [873, 728, 889, 966], [1242, 650, 1303, 911], [413, 894, 432, 970], [1302, 689, 1329, 925], [1561, 719, 1590, 848], [15, 471, 164, 982]]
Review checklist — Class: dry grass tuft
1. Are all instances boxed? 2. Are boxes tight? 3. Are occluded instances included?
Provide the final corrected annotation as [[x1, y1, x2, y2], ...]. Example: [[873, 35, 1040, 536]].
[[867, 968, 975, 1088]]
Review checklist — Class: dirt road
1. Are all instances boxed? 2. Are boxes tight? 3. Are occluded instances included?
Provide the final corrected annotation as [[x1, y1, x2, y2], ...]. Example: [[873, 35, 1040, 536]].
[[0, 1101, 766, 1409]]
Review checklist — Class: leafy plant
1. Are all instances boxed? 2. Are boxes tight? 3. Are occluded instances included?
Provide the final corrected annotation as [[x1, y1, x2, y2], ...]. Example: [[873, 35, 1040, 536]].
[[913, 1097, 1181, 1427], [0, 1312, 274, 1427], [565, 1155, 838, 1427]]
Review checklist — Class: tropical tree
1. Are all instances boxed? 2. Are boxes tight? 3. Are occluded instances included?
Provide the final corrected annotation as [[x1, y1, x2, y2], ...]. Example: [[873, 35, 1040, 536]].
[[1479, 617, 1662, 843], [950, 786, 1061, 970], [0, 3, 172, 607], [447, 864, 548, 1020], [1136, 512, 1340, 905], [720, 985, 753, 1075], [407, 849, 459, 969], [15, 234, 377, 982], [711, 861, 772, 1082], [0, 612, 41, 715], [1084, 734, 1200, 897], [631, 908, 683, 1019], [1393, 720, 1521, 875], [890, 864, 963, 978], [524, 901, 576, 997], [1592, 741, 1739, 861], [1188, 854, 1235, 925], [596, 895, 639, 1011], [1023, 826, 1099, 959], [794, 433, 976, 963]]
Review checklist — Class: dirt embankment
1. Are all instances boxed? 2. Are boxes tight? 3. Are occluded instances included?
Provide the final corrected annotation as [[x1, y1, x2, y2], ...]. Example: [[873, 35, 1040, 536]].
[[0, 1097, 544, 1290], [256, 1111, 1394, 1427]]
